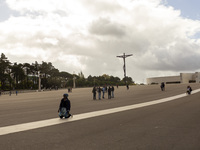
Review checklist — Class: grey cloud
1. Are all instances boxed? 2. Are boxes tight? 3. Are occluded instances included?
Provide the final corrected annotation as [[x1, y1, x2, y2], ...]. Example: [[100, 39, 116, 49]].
[[89, 17, 126, 37], [136, 40, 200, 72]]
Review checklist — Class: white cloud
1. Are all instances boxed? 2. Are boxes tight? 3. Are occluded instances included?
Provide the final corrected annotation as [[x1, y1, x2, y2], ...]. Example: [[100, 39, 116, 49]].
[[0, 0, 200, 83]]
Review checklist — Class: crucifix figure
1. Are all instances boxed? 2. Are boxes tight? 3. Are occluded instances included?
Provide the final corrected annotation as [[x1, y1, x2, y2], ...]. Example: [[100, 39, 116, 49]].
[[117, 53, 133, 84]]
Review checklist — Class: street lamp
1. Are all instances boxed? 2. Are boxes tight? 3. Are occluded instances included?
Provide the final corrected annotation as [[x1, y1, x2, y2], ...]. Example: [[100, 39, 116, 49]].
[[38, 71, 41, 92], [73, 72, 76, 88]]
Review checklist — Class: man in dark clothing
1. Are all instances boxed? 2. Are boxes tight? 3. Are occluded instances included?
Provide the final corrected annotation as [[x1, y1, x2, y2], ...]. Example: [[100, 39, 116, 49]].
[[126, 84, 129, 90], [92, 87, 96, 100], [98, 87, 101, 100], [108, 86, 111, 99], [160, 82, 165, 91], [111, 86, 114, 98], [58, 94, 71, 119], [186, 85, 192, 95]]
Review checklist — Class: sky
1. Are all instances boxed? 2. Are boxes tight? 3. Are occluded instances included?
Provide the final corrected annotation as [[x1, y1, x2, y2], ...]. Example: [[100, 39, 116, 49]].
[[0, 0, 200, 84]]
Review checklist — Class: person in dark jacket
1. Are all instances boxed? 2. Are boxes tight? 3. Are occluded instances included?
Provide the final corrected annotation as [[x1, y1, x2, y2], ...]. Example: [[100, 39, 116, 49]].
[[108, 86, 111, 99], [92, 87, 96, 100], [58, 94, 71, 119], [111, 86, 114, 98], [126, 84, 129, 90], [160, 82, 165, 91], [98, 86, 102, 100], [102, 86, 105, 99], [186, 85, 192, 95]]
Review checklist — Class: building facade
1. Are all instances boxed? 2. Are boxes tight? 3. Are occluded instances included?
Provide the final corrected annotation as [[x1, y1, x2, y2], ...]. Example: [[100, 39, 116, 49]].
[[146, 72, 200, 85]]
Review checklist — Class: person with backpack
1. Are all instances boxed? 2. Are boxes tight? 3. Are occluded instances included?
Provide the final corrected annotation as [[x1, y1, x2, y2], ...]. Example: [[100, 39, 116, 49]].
[[58, 94, 72, 119]]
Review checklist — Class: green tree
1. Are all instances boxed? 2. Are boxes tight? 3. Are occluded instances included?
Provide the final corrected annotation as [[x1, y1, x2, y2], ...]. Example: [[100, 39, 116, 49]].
[[122, 76, 134, 85], [59, 71, 73, 79], [11, 63, 25, 89], [31, 61, 40, 89], [40, 61, 54, 88], [0, 53, 132, 89], [78, 71, 84, 79], [23, 63, 34, 88], [0, 53, 11, 90]]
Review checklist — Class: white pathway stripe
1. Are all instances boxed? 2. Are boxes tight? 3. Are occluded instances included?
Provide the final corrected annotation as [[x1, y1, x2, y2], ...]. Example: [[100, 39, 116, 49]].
[[1, 89, 200, 136]]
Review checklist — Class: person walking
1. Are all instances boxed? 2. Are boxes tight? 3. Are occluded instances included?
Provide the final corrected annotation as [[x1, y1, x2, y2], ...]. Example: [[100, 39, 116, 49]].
[[126, 84, 129, 90], [108, 86, 111, 99], [92, 86, 96, 100], [98, 86, 101, 100], [105, 85, 107, 93], [160, 82, 165, 91], [111, 86, 114, 98], [58, 94, 71, 119], [102, 86, 105, 99]]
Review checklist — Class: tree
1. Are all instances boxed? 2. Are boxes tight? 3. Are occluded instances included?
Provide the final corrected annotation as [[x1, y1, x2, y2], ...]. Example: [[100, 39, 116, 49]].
[[59, 71, 73, 79], [11, 63, 25, 89], [30, 61, 40, 89], [78, 71, 85, 79], [0, 53, 132, 89], [0, 53, 11, 90], [40, 61, 54, 88], [102, 74, 110, 80], [122, 76, 133, 85], [23, 63, 33, 88]]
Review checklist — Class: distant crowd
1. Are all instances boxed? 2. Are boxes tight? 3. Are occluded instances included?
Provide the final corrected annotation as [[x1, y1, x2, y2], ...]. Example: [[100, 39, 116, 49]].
[[92, 86, 115, 100]]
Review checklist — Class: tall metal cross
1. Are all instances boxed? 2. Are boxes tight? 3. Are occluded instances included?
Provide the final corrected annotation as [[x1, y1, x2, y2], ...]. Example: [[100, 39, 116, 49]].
[[117, 53, 133, 84]]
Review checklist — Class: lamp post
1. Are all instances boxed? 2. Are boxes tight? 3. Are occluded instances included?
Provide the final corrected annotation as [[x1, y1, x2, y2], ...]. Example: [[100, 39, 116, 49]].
[[116, 53, 133, 84], [73, 73, 76, 88], [7, 68, 12, 91], [38, 71, 41, 92]]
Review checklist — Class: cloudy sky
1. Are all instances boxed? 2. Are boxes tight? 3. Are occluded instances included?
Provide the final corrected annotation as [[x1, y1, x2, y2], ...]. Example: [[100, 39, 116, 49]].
[[0, 0, 200, 83]]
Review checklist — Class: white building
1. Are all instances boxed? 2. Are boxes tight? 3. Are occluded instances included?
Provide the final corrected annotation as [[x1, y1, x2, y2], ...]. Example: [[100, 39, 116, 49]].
[[146, 72, 200, 85]]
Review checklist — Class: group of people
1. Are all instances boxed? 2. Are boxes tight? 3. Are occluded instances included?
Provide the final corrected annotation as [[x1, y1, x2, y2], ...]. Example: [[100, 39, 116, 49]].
[[57, 85, 116, 119], [13, 82, 192, 120], [160, 82, 193, 95], [0, 90, 18, 96], [92, 86, 115, 100]]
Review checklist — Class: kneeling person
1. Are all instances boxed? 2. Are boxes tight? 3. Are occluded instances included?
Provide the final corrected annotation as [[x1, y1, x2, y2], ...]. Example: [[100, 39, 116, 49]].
[[58, 94, 71, 119], [186, 86, 192, 95]]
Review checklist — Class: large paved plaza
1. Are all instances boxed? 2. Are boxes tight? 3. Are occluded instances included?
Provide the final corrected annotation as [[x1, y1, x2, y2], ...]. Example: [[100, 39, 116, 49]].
[[0, 83, 200, 150]]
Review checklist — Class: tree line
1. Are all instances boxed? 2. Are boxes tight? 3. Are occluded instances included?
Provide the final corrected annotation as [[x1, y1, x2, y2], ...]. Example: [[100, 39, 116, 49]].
[[0, 53, 133, 91]]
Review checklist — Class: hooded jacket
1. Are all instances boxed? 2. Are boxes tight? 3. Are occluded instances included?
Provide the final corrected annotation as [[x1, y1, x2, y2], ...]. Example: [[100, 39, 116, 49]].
[[59, 98, 71, 111]]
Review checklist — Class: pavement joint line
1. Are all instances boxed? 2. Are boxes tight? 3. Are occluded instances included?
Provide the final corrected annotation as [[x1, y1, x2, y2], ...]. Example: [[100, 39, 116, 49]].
[[0, 88, 200, 136]]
